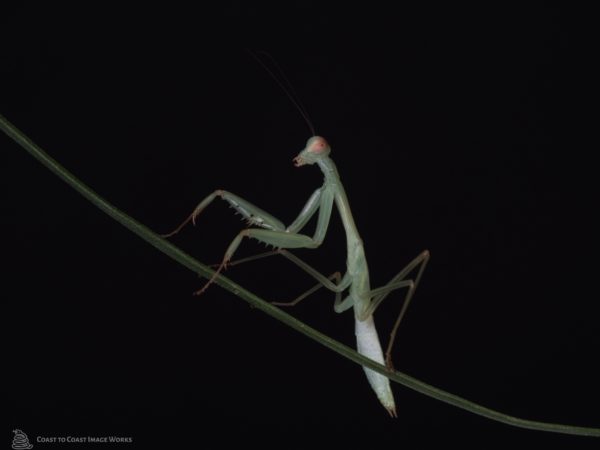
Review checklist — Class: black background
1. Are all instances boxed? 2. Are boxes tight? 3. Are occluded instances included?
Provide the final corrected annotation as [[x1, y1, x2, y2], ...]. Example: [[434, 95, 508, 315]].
[[3, 3, 598, 448]]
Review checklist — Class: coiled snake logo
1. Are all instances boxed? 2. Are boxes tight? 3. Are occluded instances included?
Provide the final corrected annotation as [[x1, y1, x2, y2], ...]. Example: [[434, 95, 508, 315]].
[[12, 429, 33, 450]]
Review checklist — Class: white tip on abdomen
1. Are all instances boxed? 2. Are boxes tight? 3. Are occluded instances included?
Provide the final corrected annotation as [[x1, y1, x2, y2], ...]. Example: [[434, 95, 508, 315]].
[[355, 315, 397, 417]]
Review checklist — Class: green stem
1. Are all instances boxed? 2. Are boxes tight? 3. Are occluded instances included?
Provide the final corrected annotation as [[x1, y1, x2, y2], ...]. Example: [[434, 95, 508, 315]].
[[2, 113, 598, 437]]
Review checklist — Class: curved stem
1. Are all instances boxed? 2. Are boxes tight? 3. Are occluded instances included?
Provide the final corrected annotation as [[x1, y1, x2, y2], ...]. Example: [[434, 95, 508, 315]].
[[1, 113, 598, 437]]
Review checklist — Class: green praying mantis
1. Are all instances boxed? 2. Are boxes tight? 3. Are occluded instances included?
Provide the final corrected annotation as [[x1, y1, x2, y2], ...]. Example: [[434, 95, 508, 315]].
[[163, 133, 429, 416]]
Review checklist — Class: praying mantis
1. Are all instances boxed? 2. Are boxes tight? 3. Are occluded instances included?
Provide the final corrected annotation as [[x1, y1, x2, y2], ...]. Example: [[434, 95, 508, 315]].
[[164, 134, 429, 416]]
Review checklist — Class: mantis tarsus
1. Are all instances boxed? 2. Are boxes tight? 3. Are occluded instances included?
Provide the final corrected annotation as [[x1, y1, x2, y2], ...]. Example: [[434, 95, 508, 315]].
[[164, 135, 429, 416]]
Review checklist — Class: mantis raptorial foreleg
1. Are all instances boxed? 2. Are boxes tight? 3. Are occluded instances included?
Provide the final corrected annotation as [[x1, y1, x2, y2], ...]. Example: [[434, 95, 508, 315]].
[[162, 189, 286, 238], [164, 188, 336, 295]]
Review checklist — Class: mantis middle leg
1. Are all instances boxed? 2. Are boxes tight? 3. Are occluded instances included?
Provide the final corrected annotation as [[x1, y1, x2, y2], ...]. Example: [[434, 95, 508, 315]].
[[215, 248, 352, 305]]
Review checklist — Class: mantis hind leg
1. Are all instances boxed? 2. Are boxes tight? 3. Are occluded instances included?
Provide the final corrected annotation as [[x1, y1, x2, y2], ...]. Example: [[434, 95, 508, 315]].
[[364, 250, 430, 368]]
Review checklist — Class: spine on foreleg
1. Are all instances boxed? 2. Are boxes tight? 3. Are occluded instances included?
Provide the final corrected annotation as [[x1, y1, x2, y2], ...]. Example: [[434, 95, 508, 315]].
[[355, 315, 397, 417]]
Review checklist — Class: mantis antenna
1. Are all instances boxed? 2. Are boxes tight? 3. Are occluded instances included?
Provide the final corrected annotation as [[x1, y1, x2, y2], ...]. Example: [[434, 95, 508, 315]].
[[247, 49, 317, 136]]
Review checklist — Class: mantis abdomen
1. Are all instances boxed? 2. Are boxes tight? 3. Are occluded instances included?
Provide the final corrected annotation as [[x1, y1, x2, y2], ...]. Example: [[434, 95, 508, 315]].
[[355, 315, 397, 417]]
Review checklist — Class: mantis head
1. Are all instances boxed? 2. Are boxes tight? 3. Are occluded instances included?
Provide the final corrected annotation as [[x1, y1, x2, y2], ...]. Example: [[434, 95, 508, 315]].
[[293, 136, 331, 167]]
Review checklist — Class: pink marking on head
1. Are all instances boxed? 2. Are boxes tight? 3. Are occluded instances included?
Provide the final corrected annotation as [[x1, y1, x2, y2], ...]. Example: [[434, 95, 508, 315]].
[[310, 137, 328, 153]]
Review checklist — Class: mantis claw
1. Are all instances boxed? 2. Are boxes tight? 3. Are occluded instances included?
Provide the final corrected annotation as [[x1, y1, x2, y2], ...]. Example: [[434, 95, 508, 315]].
[[194, 258, 229, 295], [385, 354, 395, 371]]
